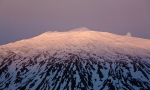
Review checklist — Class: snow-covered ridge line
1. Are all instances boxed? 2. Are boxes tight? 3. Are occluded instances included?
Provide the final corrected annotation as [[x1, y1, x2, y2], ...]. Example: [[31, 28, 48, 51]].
[[0, 27, 150, 55]]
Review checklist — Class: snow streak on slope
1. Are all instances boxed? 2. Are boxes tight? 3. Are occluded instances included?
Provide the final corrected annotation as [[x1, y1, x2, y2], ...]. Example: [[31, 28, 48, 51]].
[[0, 27, 150, 90]]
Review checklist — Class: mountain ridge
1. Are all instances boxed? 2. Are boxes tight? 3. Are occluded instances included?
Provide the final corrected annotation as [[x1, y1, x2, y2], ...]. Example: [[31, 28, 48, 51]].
[[1, 27, 150, 48], [0, 28, 150, 56]]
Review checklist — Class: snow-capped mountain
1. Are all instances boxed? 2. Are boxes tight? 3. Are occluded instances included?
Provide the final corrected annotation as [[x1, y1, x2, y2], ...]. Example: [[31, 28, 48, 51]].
[[0, 27, 150, 90]]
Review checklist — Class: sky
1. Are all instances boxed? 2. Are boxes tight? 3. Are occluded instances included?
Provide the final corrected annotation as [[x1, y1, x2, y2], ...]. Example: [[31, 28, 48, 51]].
[[0, 0, 150, 45]]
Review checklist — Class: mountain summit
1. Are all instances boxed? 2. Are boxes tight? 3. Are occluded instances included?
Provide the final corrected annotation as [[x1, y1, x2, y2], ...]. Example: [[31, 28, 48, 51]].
[[0, 28, 150, 90]]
